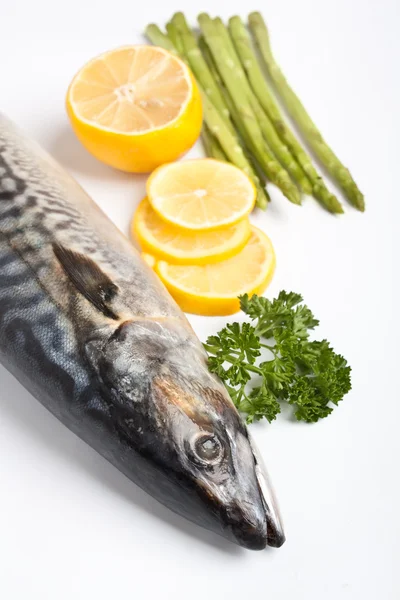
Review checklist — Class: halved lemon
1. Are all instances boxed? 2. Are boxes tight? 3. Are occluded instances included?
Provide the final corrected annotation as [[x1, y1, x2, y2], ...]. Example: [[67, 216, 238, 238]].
[[155, 226, 276, 316], [66, 46, 202, 172], [132, 197, 251, 265], [147, 158, 256, 231]]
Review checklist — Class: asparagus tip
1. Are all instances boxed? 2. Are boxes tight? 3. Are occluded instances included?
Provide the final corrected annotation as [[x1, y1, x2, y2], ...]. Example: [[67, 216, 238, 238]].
[[284, 186, 302, 206], [228, 15, 240, 26], [145, 23, 158, 34], [328, 200, 345, 214], [352, 191, 365, 212], [248, 11, 263, 22], [256, 196, 269, 210], [289, 194, 302, 206]]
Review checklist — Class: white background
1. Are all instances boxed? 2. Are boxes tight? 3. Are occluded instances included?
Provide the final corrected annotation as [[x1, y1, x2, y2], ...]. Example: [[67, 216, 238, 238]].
[[0, 0, 399, 598]]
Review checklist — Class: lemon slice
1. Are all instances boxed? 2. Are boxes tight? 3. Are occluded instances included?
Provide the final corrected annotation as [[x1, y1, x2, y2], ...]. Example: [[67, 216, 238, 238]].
[[147, 158, 256, 231], [132, 198, 251, 265], [141, 252, 157, 269], [66, 46, 202, 172], [155, 226, 275, 316]]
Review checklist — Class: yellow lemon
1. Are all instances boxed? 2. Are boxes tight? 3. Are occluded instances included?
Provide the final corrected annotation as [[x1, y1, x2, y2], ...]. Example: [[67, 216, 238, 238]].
[[147, 158, 256, 231], [132, 198, 251, 265], [155, 226, 276, 316], [66, 45, 202, 172], [141, 252, 157, 269]]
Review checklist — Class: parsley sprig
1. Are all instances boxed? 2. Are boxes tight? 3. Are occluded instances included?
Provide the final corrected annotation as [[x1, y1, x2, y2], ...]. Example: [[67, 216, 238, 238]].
[[204, 292, 351, 424]]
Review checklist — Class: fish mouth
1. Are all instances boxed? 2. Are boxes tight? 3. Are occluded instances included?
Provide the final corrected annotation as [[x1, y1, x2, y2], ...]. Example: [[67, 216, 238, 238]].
[[205, 433, 285, 551], [195, 466, 284, 550], [247, 433, 286, 549], [225, 494, 285, 551], [226, 507, 269, 550], [229, 520, 285, 551]]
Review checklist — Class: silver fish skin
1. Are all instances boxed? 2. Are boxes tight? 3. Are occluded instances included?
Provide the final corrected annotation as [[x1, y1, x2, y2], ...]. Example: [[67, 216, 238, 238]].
[[0, 114, 284, 550]]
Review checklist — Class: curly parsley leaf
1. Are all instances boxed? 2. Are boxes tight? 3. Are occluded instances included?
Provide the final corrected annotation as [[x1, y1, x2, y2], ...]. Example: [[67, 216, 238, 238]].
[[241, 386, 281, 424], [205, 292, 351, 424]]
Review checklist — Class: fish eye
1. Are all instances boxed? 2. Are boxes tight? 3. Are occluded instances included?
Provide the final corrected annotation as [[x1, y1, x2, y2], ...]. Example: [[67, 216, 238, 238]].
[[193, 433, 223, 465]]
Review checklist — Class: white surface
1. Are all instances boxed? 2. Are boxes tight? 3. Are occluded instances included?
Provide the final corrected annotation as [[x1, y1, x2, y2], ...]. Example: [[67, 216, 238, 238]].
[[0, 0, 399, 598]]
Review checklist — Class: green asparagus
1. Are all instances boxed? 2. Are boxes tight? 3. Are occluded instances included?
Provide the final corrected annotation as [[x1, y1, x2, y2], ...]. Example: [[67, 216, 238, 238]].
[[228, 19, 342, 213], [198, 14, 300, 205], [228, 16, 344, 213], [200, 90, 270, 208], [170, 13, 234, 134], [145, 24, 178, 54], [213, 17, 310, 197], [199, 36, 267, 186], [156, 17, 270, 209], [201, 124, 227, 162], [172, 13, 267, 196], [170, 12, 268, 192], [249, 11, 364, 211], [165, 22, 184, 55]]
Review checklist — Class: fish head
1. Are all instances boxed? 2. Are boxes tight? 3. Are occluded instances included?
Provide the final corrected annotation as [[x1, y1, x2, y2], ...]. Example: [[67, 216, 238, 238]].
[[86, 318, 285, 551]]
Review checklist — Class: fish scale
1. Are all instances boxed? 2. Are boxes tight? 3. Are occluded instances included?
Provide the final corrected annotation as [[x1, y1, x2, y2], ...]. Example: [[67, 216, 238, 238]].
[[0, 113, 284, 550]]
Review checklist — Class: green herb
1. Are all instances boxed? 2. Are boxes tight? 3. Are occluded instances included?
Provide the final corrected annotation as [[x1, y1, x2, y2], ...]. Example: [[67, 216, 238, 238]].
[[204, 292, 351, 424]]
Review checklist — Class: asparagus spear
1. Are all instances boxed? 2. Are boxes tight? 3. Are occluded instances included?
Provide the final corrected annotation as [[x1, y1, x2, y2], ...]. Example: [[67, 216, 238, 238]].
[[212, 17, 310, 197], [170, 13, 267, 188], [170, 12, 234, 133], [145, 24, 178, 54], [228, 16, 344, 214], [249, 11, 364, 211], [145, 22, 270, 209], [199, 36, 267, 186], [202, 124, 227, 162], [198, 13, 300, 205], [199, 36, 247, 143], [163, 18, 270, 209], [201, 91, 270, 207], [199, 88, 270, 207], [165, 22, 184, 55]]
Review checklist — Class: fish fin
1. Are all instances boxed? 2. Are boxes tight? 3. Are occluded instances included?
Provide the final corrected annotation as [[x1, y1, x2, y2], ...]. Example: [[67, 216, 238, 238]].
[[53, 243, 119, 319]]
